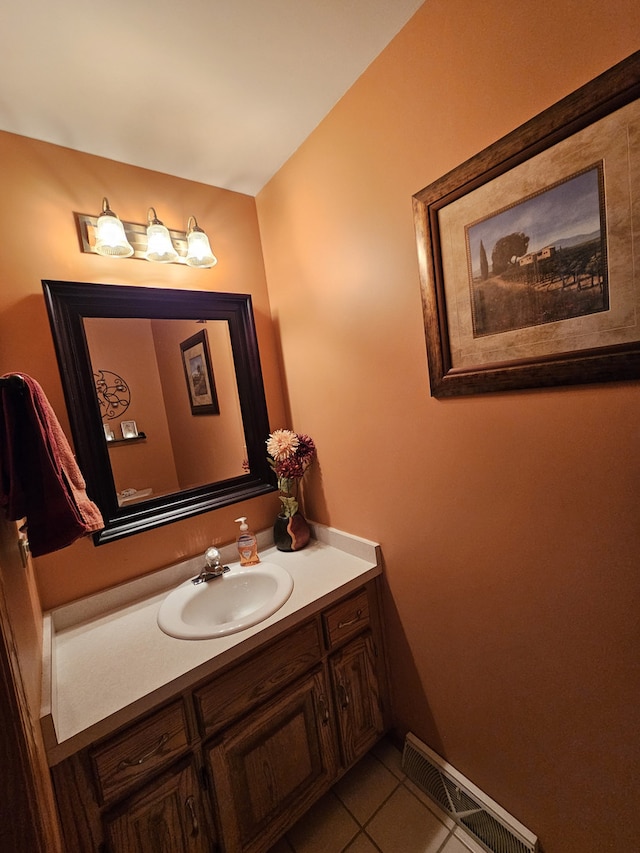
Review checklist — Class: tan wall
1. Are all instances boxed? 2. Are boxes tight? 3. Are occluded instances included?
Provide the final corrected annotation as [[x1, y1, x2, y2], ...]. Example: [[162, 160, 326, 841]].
[[85, 317, 181, 496], [256, 1, 640, 850], [0, 132, 286, 609], [152, 319, 246, 487]]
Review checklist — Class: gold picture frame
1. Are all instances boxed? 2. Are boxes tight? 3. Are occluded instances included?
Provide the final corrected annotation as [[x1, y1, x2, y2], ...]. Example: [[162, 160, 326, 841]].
[[413, 51, 640, 397]]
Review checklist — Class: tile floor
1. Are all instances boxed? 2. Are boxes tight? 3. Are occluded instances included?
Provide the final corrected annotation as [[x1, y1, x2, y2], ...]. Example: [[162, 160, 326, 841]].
[[267, 738, 487, 853]]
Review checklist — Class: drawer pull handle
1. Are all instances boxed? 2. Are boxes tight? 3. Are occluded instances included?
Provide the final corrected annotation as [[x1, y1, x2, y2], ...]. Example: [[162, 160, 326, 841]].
[[337, 609, 363, 630], [317, 693, 330, 726], [337, 681, 350, 710], [185, 795, 200, 837], [117, 732, 170, 769]]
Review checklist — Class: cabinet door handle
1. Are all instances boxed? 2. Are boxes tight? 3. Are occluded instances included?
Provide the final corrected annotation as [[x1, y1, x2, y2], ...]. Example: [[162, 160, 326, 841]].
[[337, 609, 363, 629], [317, 693, 330, 726], [117, 732, 170, 769], [337, 681, 350, 710], [185, 795, 200, 837]]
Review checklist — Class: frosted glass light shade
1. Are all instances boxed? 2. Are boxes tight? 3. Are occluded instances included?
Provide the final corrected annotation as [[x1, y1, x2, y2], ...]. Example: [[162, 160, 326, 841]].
[[84, 202, 218, 268], [146, 220, 178, 263], [94, 200, 133, 257], [186, 228, 217, 268]]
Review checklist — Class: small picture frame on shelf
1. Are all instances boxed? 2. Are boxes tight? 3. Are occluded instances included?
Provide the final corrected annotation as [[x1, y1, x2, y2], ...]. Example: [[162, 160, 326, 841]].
[[120, 420, 138, 439], [103, 423, 115, 441]]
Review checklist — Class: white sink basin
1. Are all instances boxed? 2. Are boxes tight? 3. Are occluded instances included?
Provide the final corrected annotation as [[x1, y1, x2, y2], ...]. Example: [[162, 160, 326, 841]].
[[157, 562, 294, 640]]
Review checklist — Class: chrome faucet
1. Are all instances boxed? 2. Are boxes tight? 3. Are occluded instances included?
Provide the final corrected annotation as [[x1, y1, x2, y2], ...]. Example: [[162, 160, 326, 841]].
[[192, 547, 229, 584]]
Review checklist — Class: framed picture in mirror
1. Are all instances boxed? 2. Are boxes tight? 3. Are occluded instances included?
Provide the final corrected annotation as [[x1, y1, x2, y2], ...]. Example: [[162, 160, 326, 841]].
[[180, 329, 220, 415]]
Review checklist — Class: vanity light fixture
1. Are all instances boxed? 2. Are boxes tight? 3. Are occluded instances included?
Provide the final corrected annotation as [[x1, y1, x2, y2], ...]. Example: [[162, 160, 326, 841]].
[[75, 201, 218, 269], [145, 207, 179, 264], [186, 216, 218, 268], [93, 198, 134, 258]]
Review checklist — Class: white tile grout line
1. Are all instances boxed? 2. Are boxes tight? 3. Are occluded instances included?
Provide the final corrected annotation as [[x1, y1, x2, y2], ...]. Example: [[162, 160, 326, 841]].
[[347, 831, 385, 853], [286, 740, 460, 853], [437, 829, 462, 853], [332, 747, 458, 853], [336, 750, 403, 826]]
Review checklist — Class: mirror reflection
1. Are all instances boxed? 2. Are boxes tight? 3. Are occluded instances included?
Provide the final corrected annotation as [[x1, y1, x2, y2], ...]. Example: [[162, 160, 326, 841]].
[[42, 280, 275, 545], [84, 317, 246, 505]]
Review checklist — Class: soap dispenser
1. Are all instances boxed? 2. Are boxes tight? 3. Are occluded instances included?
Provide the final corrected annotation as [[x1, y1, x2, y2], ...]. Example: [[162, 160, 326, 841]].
[[235, 517, 260, 566]]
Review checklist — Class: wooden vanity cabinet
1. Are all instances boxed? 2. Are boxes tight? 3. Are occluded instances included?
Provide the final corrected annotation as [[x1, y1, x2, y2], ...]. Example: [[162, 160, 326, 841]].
[[204, 584, 388, 853], [323, 589, 386, 766], [104, 757, 216, 853], [91, 700, 190, 804], [193, 619, 323, 739], [50, 579, 388, 853], [50, 699, 213, 853], [329, 632, 384, 766], [207, 667, 339, 853]]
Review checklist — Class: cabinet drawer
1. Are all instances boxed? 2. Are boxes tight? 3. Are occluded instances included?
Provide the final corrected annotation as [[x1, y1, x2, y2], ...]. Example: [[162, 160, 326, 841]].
[[195, 619, 322, 739], [91, 701, 189, 804], [323, 589, 370, 648]]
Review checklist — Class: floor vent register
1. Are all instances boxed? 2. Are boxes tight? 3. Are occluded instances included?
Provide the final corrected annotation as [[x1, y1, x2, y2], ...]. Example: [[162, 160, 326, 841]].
[[402, 733, 539, 853]]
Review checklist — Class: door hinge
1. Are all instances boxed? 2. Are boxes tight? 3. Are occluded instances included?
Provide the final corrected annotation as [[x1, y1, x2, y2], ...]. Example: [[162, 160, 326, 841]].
[[17, 527, 30, 568]]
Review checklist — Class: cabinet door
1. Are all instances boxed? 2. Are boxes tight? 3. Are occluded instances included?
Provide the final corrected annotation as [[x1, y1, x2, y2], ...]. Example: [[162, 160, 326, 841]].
[[208, 668, 339, 853], [330, 631, 384, 767], [104, 759, 215, 853]]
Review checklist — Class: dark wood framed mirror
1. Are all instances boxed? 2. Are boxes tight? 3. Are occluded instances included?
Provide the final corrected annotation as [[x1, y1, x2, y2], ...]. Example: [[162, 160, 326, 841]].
[[42, 280, 275, 545]]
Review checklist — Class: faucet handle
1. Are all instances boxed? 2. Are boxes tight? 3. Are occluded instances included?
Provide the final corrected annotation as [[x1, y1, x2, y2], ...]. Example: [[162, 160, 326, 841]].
[[192, 547, 229, 584], [204, 547, 221, 568]]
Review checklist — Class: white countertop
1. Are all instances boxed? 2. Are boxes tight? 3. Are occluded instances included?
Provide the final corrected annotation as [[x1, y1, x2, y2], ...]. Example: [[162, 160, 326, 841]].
[[41, 524, 382, 765]]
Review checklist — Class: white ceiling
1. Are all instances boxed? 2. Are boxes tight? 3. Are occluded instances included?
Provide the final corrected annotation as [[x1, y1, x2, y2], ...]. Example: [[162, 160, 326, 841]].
[[0, 0, 423, 196]]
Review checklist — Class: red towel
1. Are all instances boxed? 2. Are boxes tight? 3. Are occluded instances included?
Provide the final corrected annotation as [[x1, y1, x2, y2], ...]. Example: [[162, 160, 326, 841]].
[[0, 373, 104, 557]]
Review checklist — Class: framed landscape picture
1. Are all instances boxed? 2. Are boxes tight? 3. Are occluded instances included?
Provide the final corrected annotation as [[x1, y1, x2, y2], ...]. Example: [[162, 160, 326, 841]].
[[413, 50, 640, 397]]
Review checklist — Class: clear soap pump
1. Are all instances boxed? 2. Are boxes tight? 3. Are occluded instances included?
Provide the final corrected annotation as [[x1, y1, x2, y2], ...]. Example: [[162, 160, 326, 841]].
[[235, 517, 260, 566]]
